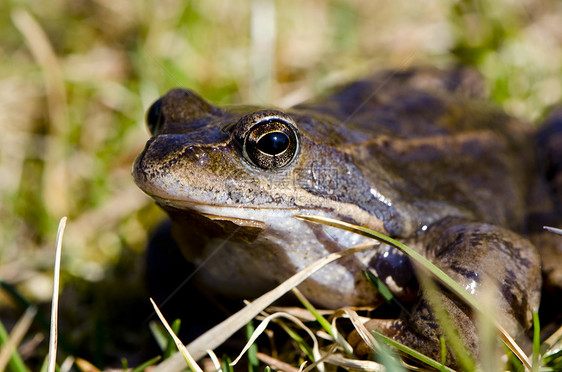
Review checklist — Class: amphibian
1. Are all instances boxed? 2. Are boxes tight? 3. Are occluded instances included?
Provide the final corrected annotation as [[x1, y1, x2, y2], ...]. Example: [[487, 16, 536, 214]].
[[133, 67, 561, 366]]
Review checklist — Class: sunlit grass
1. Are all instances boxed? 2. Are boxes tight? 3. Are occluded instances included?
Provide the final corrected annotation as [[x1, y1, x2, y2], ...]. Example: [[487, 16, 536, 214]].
[[143, 215, 562, 371], [1, 0, 561, 370], [3, 215, 562, 370]]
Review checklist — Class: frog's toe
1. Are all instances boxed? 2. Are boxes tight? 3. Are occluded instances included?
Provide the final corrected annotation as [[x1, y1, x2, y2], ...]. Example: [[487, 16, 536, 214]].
[[349, 295, 476, 367], [349, 316, 444, 363], [348, 318, 402, 357]]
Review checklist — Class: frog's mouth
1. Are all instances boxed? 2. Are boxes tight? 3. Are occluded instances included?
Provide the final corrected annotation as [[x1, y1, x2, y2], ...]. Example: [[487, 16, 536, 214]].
[[151, 195, 299, 230], [147, 191, 392, 238], [198, 212, 266, 229]]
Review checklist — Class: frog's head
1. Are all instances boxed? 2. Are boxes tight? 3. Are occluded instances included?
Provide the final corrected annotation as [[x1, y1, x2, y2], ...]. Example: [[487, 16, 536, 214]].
[[133, 89, 395, 235]]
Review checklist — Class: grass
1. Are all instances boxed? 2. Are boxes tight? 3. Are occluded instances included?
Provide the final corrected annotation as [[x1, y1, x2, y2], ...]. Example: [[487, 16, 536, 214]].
[[1, 0, 562, 370], [139, 215, 562, 371], [3, 220, 562, 371]]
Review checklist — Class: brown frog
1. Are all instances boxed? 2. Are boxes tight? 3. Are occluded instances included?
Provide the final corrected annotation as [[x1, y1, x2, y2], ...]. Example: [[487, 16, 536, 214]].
[[133, 67, 562, 366]]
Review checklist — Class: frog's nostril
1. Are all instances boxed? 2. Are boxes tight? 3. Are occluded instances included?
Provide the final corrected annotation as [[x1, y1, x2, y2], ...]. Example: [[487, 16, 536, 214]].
[[183, 146, 210, 166]]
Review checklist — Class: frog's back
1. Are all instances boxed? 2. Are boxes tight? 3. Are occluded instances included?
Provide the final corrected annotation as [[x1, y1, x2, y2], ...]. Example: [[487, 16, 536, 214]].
[[294, 68, 535, 235]]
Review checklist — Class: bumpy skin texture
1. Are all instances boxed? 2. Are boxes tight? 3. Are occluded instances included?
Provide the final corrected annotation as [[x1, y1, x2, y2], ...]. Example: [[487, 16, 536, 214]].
[[133, 67, 553, 366], [350, 218, 541, 365]]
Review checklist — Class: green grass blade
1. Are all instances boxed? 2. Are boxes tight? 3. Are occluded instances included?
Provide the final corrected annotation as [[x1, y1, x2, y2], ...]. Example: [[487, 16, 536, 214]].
[[164, 319, 182, 359], [292, 288, 334, 338], [543, 349, 562, 370], [296, 215, 532, 370], [246, 321, 259, 372], [440, 337, 447, 367], [532, 310, 540, 372], [373, 331, 455, 372], [295, 215, 480, 310], [0, 318, 29, 372], [417, 270, 475, 371], [131, 356, 162, 372], [372, 333, 406, 372], [362, 270, 394, 304], [222, 355, 234, 372], [0, 280, 74, 355], [363, 270, 411, 315], [270, 318, 315, 361], [150, 298, 204, 372], [148, 321, 168, 351]]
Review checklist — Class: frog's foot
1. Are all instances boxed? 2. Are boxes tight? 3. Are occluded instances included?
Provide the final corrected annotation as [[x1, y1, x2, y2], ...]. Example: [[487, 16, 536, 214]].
[[348, 318, 413, 358], [349, 317, 444, 363], [348, 295, 475, 367], [350, 218, 542, 367]]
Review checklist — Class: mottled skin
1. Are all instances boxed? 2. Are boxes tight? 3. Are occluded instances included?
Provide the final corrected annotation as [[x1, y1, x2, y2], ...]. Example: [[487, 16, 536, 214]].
[[133, 68, 560, 366]]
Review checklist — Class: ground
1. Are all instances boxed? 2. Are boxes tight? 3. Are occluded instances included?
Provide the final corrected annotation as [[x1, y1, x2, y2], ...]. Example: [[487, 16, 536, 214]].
[[1, 0, 561, 370]]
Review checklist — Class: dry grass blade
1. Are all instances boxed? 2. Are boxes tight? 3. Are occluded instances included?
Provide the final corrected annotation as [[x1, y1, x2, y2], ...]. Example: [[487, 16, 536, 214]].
[[296, 215, 533, 370], [75, 358, 101, 372], [266, 306, 334, 322], [475, 277, 502, 372], [496, 324, 532, 370], [256, 352, 301, 372], [249, 0, 276, 103], [152, 243, 374, 372], [60, 356, 75, 372], [11, 8, 69, 216], [206, 349, 222, 372], [230, 311, 321, 370], [150, 298, 204, 372], [321, 353, 385, 372], [48, 217, 67, 372], [542, 325, 562, 354], [10, 8, 67, 133], [0, 306, 37, 371], [339, 308, 381, 354], [330, 311, 366, 355], [544, 226, 562, 236]]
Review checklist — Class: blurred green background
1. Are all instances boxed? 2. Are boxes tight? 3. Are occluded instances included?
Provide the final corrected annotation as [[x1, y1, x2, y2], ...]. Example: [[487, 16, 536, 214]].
[[1, 0, 561, 368]]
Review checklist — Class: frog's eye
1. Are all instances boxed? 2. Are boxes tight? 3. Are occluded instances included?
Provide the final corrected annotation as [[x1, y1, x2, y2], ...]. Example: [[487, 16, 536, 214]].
[[243, 119, 299, 169], [146, 98, 163, 135]]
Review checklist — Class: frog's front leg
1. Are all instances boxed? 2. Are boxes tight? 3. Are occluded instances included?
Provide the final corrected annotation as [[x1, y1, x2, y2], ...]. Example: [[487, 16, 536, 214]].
[[350, 218, 541, 366]]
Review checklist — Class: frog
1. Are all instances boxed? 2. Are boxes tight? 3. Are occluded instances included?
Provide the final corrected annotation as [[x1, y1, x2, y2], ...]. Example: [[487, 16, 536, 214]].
[[133, 67, 562, 367]]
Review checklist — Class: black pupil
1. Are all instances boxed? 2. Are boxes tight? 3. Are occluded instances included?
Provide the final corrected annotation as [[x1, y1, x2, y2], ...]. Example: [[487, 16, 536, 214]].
[[257, 132, 289, 155]]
